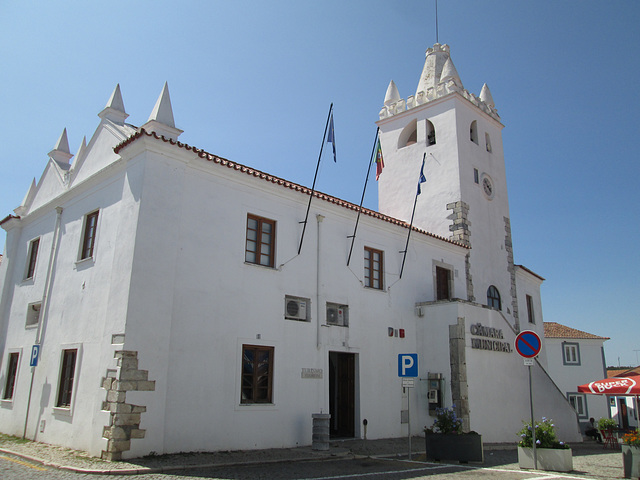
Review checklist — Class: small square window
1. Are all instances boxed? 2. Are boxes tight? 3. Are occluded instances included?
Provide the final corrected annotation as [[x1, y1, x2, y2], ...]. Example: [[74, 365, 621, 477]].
[[364, 247, 383, 290], [25, 238, 40, 280], [26, 303, 41, 328], [80, 211, 99, 260], [245, 214, 276, 267], [326, 303, 348, 326], [562, 342, 580, 365]]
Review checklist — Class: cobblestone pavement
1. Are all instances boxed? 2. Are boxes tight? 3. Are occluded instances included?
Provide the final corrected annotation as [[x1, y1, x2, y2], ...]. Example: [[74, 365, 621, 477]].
[[0, 434, 627, 478]]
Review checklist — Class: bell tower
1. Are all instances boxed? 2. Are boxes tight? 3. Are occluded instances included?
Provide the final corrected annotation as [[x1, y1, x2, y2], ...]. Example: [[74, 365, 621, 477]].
[[377, 44, 519, 325]]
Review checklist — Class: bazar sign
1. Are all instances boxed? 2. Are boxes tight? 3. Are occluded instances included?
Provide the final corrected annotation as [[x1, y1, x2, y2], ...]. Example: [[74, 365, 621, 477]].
[[470, 323, 512, 353]]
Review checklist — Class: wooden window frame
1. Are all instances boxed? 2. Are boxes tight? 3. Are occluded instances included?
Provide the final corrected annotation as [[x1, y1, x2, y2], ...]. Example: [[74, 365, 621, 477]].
[[241, 345, 274, 404], [56, 349, 78, 408], [25, 237, 40, 279], [80, 211, 99, 260], [245, 214, 276, 267], [3, 352, 20, 400], [364, 247, 383, 290], [487, 285, 501, 310]]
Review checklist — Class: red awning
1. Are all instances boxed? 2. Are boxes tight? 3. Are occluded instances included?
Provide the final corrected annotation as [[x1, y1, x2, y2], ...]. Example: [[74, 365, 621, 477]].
[[578, 376, 640, 395]]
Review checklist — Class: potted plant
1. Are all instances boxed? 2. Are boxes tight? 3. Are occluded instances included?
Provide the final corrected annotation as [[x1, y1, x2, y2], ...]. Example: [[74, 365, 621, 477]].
[[517, 417, 572, 472], [622, 429, 640, 479], [424, 405, 483, 463]]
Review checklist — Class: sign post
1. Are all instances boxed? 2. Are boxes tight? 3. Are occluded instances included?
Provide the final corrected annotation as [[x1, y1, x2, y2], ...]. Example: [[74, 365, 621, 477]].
[[515, 330, 542, 470], [398, 354, 418, 460]]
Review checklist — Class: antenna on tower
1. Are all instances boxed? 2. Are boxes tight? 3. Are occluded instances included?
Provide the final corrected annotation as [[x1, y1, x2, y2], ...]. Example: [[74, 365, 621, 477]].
[[435, 0, 439, 44]]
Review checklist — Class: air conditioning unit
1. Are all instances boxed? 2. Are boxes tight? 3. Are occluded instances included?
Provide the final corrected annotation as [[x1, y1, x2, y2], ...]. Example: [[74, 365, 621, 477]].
[[286, 299, 307, 320], [326, 307, 344, 325], [428, 389, 439, 404]]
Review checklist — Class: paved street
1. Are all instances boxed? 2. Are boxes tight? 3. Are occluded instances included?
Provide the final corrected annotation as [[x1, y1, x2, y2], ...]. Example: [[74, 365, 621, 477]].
[[0, 444, 626, 480]]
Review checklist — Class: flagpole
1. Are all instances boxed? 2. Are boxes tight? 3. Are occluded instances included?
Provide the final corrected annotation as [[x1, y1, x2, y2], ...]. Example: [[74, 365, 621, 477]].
[[299, 103, 333, 255], [399, 153, 426, 279], [347, 128, 379, 266]]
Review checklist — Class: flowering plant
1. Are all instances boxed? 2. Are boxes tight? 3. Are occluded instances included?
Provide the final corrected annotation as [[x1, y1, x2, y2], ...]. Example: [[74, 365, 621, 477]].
[[622, 429, 640, 447], [517, 417, 569, 449], [424, 405, 463, 434], [597, 418, 618, 431]]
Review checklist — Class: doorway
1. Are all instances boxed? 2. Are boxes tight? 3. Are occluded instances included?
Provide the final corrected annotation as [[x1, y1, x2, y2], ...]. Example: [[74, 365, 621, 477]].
[[619, 398, 629, 430], [329, 352, 356, 438]]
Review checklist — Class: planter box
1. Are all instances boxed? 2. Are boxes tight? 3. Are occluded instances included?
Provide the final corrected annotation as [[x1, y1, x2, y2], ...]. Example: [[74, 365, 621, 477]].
[[425, 433, 483, 463], [622, 445, 640, 479], [518, 446, 573, 472]]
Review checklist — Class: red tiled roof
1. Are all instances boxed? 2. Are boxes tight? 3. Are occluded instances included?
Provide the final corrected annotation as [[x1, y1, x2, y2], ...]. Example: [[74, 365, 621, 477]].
[[543, 322, 609, 340], [114, 129, 469, 248], [607, 366, 640, 378]]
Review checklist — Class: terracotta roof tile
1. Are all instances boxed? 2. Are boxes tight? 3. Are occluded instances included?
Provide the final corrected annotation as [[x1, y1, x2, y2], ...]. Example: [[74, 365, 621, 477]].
[[607, 366, 640, 378], [543, 322, 609, 340], [114, 129, 469, 248]]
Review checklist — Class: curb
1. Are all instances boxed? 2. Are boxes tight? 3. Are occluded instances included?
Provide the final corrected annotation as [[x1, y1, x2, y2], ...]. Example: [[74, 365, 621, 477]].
[[0, 446, 353, 475]]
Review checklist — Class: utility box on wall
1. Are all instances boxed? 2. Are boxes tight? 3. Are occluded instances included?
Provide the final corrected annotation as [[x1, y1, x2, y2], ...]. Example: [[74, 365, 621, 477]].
[[427, 372, 443, 414]]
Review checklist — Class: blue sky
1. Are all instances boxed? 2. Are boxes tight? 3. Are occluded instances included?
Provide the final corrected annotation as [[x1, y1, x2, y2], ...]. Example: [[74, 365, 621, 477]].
[[1, 1, 638, 367]]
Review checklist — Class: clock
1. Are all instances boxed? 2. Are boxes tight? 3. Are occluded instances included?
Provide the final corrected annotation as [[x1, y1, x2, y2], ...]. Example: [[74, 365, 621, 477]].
[[482, 175, 494, 199]]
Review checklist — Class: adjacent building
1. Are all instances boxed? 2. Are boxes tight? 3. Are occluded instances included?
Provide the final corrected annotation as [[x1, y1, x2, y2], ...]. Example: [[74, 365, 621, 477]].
[[0, 44, 583, 459], [543, 321, 610, 432]]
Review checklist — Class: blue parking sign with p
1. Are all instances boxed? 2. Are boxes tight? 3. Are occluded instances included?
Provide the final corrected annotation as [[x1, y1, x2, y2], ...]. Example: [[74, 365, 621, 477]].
[[30, 345, 40, 367], [398, 353, 418, 377]]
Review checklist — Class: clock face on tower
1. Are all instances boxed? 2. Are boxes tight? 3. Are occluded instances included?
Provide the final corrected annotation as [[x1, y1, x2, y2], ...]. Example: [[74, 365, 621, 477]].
[[482, 175, 494, 199]]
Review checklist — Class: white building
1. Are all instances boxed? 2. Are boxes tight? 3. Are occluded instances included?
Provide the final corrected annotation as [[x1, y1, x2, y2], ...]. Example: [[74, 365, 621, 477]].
[[543, 322, 610, 432], [606, 367, 639, 430], [0, 44, 583, 460]]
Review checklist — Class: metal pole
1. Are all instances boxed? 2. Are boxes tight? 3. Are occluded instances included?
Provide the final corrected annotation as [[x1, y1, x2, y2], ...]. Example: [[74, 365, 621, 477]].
[[407, 387, 411, 461], [528, 365, 537, 469]]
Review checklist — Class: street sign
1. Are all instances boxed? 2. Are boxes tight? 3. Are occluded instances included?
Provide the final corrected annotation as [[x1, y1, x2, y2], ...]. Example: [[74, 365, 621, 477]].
[[402, 378, 415, 388], [524, 358, 534, 366], [398, 354, 418, 377], [30, 345, 40, 367], [515, 330, 542, 358]]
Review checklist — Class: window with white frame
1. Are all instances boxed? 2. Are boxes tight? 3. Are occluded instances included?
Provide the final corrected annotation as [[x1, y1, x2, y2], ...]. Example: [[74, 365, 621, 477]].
[[562, 342, 580, 365], [568, 393, 588, 419]]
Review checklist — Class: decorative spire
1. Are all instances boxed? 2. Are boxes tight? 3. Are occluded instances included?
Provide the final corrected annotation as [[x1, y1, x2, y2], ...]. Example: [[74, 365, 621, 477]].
[[479, 83, 495, 108], [415, 43, 451, 97], [439, 57, 463, 88], [141, 82, 183, 141], [98, 84, 129, 124], [384, 80, 401, 106], [48, 128, 73, 165]]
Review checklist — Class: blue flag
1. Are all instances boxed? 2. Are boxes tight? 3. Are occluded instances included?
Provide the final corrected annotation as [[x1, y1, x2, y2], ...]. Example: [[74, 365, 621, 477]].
[[417, 158, 426, 195], [327, 114, 336, 162]]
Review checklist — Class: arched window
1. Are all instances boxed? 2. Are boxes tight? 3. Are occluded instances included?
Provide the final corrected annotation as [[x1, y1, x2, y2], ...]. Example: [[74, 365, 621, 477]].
[[399, 119, 417, 148], [487, 285, 501, 310], [470, 120, 478, 144], [427, 120, 436, 146]]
